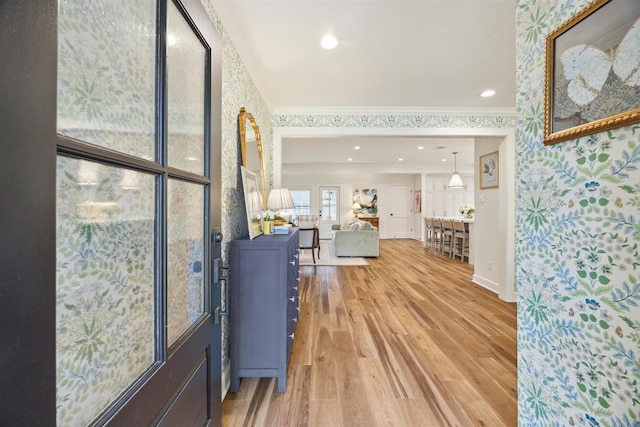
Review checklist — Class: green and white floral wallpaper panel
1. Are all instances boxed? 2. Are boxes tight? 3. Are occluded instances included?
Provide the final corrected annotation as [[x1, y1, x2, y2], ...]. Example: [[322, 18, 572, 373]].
[[516, 1, 640, 425]]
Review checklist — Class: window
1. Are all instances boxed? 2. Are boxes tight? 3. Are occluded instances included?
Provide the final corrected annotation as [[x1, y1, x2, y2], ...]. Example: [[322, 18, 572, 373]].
[[283, 189, 310, 221]]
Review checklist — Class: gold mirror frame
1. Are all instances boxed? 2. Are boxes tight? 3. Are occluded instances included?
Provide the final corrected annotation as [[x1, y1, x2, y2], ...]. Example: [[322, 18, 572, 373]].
[[238, 107, 267, 210]]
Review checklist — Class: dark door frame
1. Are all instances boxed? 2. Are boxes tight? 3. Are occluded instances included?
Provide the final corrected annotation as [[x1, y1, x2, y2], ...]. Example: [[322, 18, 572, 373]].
[[0, 2, 58, 424]]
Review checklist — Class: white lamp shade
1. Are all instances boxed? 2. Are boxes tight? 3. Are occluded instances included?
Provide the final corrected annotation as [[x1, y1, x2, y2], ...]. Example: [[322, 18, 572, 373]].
[[448, 173, 464, 189], [267, 188, 294, 210]]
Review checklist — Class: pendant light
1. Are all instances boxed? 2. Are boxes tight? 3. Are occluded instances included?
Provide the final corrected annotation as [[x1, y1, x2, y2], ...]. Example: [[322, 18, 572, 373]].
[[448, 152, 464, 189]]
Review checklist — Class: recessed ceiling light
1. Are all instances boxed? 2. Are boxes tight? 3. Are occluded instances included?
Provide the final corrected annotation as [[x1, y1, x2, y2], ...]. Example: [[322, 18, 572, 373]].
[[354, 146, 360, 150], [481, 89, 496, 98], [398, 158, 404, 162], [418, 146, 424, 150], [347, 158, 352, 162], [321, 35, 338, 50], [441, 158, 447, 162]]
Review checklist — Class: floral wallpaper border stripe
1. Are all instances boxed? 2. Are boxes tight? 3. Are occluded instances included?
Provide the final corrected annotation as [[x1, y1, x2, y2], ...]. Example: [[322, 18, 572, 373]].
[[272, 113, 516, 129]]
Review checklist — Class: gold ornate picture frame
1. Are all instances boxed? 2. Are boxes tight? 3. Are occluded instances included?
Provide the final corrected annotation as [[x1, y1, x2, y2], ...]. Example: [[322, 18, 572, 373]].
[[543, 0, 640, 145]]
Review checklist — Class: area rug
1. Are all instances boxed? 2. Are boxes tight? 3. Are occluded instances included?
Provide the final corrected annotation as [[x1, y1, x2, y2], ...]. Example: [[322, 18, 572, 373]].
[[299, 241, 369, 266]]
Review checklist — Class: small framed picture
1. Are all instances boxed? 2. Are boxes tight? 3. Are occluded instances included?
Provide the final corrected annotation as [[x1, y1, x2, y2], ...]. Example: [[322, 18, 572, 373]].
[[479, 151, 499, 189], [414, 190, 421, 213], [543, 0, 640, 145]]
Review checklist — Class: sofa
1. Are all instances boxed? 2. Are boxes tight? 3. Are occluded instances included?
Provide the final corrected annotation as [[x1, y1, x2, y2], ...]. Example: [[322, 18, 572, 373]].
[[331, 220, 379, 257]]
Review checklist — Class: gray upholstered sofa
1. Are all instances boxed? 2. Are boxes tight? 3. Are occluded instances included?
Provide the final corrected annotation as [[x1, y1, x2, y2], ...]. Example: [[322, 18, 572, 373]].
[[331, 220, 379, 257]]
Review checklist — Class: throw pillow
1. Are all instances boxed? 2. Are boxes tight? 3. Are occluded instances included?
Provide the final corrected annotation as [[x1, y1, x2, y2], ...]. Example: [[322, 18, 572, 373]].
[[350, 222, 362, 231], [341, 221, 352, 231]]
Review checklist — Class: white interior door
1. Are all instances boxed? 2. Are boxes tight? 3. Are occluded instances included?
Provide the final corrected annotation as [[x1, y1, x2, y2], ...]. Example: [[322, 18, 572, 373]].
[[388, 185, 412, 238], [318, 186, 340, 239]]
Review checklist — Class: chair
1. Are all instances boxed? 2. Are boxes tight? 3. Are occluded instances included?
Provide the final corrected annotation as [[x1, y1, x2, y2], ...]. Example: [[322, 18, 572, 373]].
[[299, 227, 320, 264], [440, 219, 454, 257], [296, 214, 318, 229], [452, 220, 470, 263]]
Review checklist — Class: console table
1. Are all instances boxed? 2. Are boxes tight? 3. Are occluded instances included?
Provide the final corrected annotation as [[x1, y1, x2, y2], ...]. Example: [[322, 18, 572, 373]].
[[358, 216, 379, 228], [229, 229, 300, 392]]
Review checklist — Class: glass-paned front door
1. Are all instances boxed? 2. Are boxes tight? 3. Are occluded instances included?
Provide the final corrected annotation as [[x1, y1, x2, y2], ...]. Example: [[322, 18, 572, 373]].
[[56, 157, 156, 426], [56, 0, 220, 423], [319, 186, 340, 238]]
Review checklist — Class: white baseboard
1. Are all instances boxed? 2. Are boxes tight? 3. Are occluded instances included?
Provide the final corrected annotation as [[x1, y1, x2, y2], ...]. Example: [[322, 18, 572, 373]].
[[221, 364, 230, 401], [472, 274, 499, 295]]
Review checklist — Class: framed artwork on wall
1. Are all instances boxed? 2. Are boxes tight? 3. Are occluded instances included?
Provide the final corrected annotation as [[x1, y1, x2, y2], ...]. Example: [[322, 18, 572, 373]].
[[414, 190, 421, 213], [241, 166, 263, 239], [479, 151, 499, 189], [543, 0, 640, 145], [353, 188, 378, 216]]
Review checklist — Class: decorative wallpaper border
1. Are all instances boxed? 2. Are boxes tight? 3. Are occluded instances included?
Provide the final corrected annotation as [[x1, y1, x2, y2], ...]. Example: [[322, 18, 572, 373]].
[[272, 113, 516, 129]]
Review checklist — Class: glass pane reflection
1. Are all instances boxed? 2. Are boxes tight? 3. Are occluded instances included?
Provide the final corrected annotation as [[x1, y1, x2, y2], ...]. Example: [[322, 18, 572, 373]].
[[56, 157, 156, 426], [167, 1, 206, 174], [167, 179, 205, 346], [57, 0, 157, 161]]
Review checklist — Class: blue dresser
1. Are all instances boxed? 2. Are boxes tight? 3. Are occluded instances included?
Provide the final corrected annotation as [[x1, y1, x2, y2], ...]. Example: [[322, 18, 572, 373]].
[[229, 228, 300, 392]]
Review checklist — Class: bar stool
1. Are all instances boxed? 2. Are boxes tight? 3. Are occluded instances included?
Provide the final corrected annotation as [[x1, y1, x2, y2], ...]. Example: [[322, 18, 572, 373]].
[[452, 220, 469, 263], [430, 218, 442, 252], [424, 217, 433, 248], [440, 219, 454, 257]]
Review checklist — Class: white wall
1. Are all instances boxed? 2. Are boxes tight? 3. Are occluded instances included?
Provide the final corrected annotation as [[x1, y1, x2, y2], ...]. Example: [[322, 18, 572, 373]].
[[472, 139, 503, 294], [413, 174, 422, 239], [282, 172, 417, 239]]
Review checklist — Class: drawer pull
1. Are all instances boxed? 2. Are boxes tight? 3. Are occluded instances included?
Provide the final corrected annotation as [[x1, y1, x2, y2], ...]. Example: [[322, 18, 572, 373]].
[[296, 277, 300, 282], [293, 317, 298, 322], [294, 254, 299, 259], [289, 333, 295, 339], [293, 286, 298, 291], [290, 260, 296, 265], [289, 296, 295, 302]]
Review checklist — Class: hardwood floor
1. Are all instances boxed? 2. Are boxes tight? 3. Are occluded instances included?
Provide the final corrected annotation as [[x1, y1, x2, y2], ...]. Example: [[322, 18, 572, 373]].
[[222, 239, 517, 426]]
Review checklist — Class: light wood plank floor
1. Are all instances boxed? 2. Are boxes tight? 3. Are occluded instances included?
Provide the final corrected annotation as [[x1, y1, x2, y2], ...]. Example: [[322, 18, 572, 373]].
[[223, 239, 517, 426]]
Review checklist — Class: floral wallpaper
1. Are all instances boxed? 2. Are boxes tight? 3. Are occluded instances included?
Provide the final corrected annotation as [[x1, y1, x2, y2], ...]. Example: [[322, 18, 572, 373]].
[[201, 1, 274, 373], [516, 1, 640, 425]]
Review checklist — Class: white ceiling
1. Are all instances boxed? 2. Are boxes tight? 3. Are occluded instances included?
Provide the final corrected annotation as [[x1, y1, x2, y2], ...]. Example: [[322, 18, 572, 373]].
[[212, 0, 516, 174]]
